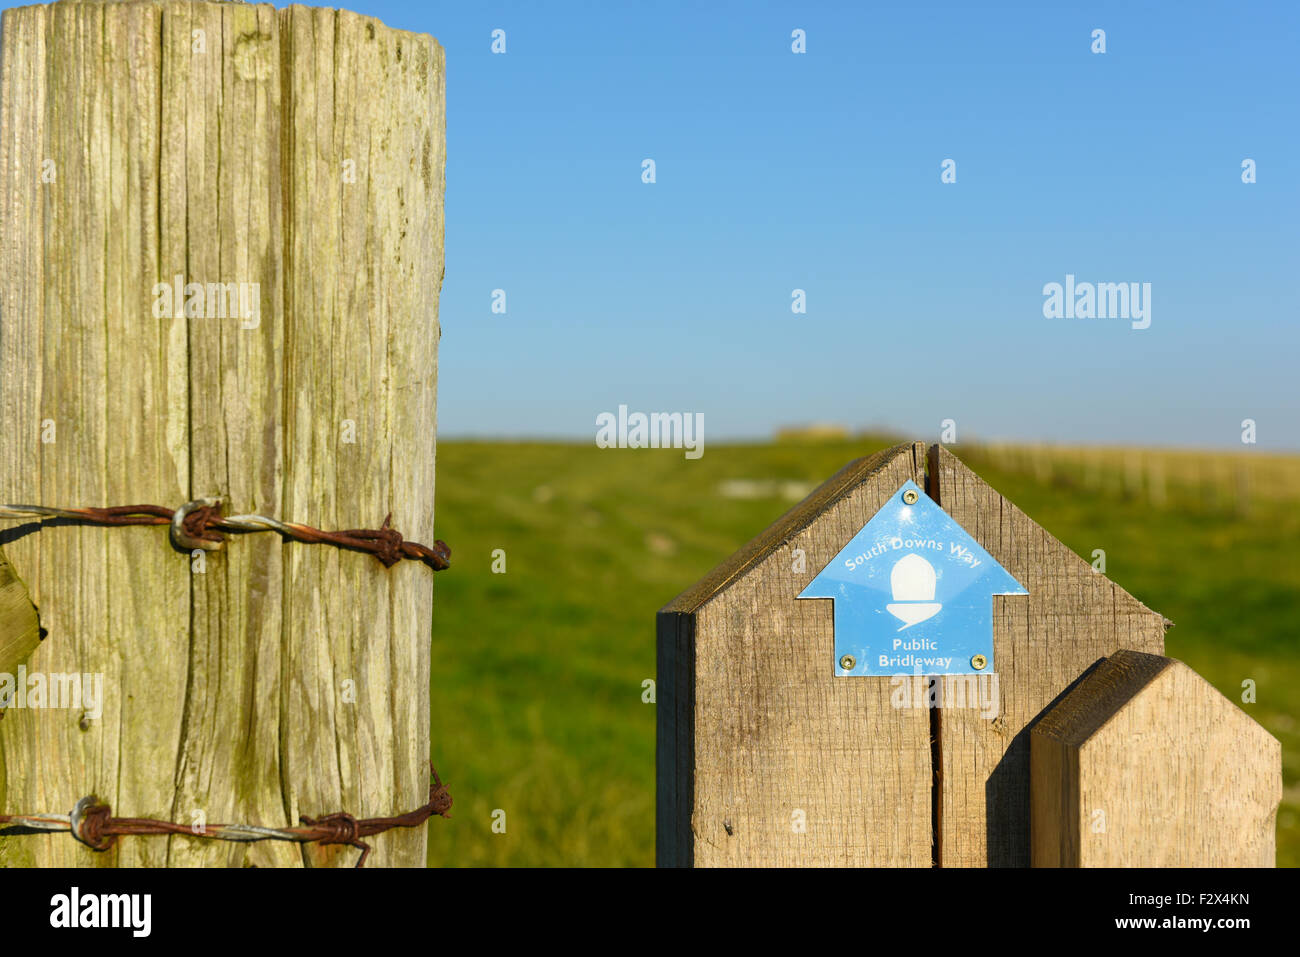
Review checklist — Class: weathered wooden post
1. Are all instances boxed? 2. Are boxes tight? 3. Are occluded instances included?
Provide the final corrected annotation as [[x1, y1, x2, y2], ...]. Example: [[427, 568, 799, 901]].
[[659, 443, 935, 866], [658, 442, 1279, 866], [1031, 650, 1280, 867], [0, 1, 445, 866]]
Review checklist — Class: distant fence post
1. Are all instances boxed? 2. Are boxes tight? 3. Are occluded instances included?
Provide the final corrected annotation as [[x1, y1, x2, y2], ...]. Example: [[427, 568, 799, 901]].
[[657, 442, 1279, 867], [1030, 649, 1280, 867]]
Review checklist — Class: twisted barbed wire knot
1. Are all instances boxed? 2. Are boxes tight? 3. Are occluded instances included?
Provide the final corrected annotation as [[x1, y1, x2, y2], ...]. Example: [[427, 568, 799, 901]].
[[427, 773, 454, 818], [348, 514, 405, 568], [177, 501, 225, 548], [70, 796, 117, 852], [299, 810, 366, 862]]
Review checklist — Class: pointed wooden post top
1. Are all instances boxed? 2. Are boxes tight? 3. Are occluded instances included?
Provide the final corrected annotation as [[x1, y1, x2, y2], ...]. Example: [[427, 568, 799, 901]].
[[659, 441, 1169, 867]]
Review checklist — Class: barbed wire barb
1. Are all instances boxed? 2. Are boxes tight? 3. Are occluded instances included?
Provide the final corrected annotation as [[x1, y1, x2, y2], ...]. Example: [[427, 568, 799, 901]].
[[0, 499, 450, 571], [0, 764, 452, 868]]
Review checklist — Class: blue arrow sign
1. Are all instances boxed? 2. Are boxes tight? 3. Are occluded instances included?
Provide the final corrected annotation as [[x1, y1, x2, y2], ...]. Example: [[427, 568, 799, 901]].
[[798, 479, 1027, 676]]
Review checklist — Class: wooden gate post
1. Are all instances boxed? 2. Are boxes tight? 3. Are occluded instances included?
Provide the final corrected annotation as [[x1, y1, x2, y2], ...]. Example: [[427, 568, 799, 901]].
[[659, 443, 933, 867], [0, 1, 445, 866], [925, 446, 1167, 866], [658, 442, 1174, 867], [1031, 649, 1281, 867]]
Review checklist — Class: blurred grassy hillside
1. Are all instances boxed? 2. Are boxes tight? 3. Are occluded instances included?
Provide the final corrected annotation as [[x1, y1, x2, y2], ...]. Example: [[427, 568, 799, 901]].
[[428, 437, 1300, 867]]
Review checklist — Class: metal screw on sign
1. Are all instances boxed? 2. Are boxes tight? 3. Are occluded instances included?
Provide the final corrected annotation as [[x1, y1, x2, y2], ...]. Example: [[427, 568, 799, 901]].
[[839, 654, 856, 671], [902, 489, 919, 505], [971, 654, 988, 671]]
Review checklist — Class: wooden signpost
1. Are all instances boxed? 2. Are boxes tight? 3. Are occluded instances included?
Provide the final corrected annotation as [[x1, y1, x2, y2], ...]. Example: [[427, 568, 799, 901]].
[[1031, 649, 1280, 867], [0, 1, 445, 866], [658, 442, 1281, 867]]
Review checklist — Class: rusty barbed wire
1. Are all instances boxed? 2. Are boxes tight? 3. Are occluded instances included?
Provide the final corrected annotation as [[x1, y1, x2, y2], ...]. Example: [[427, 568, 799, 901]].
[[0, 498, 450, 571], [0, 764, 452, 868]]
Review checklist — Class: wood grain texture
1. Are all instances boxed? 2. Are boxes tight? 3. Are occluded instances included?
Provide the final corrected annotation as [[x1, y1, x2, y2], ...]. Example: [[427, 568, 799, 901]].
[[278, 4, 444, 869], [0, 1, 444, 867], [928, 445, 1167, 867], [1031, 649, 1280, 867], [658, 442, 933, 867]]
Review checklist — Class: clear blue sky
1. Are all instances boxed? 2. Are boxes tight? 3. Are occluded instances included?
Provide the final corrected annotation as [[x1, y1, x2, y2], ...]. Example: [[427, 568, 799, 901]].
[[389, 0, 1299, 449], [9, 1, 1299, 448]]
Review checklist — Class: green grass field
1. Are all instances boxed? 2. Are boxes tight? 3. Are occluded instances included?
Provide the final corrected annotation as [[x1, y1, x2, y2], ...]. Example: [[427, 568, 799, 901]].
[[428, 437, 1300, 867]]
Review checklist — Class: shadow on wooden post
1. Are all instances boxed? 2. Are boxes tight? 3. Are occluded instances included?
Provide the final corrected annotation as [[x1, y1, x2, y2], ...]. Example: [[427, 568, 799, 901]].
[[0, 546, 41, 676]]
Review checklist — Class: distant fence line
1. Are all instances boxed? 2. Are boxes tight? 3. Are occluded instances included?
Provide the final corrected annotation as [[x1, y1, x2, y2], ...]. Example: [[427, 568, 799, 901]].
[[963, 442, 1300, 514]]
